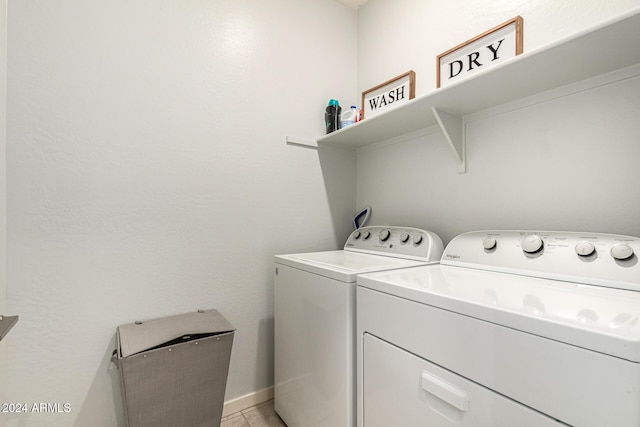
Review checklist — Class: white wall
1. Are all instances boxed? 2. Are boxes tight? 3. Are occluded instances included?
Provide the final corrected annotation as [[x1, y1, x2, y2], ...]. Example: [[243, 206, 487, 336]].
[[356, 0, 640, 244], [0, 0, 6, 314], [0, 0, 8, 414], [4, 1, 357, 426]]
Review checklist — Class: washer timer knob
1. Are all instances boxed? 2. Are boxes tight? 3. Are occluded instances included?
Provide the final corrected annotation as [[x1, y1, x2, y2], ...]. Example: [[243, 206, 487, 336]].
[[611, 243, 634, 260], [482, 236, 497, 250], [413, 235, 423, 245], [575, 241, 596, 257], [521, 235, 544, 254], [400, 233, 410, 243], [379, 229, 391, 242]]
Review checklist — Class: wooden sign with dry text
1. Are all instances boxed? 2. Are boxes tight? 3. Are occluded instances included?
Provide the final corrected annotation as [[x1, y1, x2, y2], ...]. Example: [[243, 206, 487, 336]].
[[437, 16, 523, 88]]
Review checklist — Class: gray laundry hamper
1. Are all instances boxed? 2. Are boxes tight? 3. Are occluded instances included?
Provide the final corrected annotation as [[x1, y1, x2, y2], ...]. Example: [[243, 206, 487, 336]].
[[112, 309, 235, 427]]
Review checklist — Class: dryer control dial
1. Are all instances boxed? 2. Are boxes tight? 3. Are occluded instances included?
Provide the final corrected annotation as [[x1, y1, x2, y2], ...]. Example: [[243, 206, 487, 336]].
[[575, 241, 596, 257], [362, 231, 371, 240], [400, 233, 410, 243], [413, 235, 423, 245], [611, 244, 634, 260], [379, 229, 391, 242], [521, 235, 544, 254], [482, 236, 497, 250]]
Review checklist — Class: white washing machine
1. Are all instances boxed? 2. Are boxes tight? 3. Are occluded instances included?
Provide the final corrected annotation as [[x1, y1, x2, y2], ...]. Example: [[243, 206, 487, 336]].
[[274, 226, 444, 427], [357, 230, 640, 427]]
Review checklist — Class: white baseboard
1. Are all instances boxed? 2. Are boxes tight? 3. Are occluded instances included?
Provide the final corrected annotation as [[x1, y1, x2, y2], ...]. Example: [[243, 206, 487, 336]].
[[222, 386, 274, 417]]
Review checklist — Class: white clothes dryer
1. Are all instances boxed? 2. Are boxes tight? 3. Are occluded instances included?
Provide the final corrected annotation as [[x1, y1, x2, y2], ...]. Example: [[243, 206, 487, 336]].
[[357, 230, 640, 427], [274, 226, 444, 427]]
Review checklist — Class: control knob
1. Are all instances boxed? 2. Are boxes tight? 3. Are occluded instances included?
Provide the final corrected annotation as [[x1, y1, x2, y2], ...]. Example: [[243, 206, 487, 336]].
[[362, 231, 371, 240], [482, 236, 497, 250], [413, 235, 423, 245], [379, 229, 391, 242], [353, 231, 361, 240], [611, 243, 634, 260], [521, 235, 544, 254], [575, 241, 596, 257], [400, 233, 410, 243]]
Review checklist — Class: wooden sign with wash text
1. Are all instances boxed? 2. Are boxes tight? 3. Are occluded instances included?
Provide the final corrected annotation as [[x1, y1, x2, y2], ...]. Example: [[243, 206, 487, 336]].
[[437, 16, 523, 88], [362, 71, 416, 119]]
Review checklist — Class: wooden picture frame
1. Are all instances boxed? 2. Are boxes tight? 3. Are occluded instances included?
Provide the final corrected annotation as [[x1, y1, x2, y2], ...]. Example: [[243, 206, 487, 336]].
[[436, 16, 523, 88], [361, 71, 416, 120]]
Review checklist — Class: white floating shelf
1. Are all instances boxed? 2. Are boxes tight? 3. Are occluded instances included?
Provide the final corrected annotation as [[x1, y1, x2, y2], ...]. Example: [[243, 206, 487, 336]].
[[315, 7, 640, 173], [286, 136, 318, 148]]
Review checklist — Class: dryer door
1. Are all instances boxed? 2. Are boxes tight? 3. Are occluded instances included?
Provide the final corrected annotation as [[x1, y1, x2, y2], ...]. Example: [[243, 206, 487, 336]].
[[362, 334, 565, 427]]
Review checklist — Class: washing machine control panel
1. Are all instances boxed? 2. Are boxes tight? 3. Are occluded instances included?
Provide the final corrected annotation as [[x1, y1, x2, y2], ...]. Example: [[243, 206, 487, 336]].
[[345, 226, 444, 262], [441, 230, 640, 291]]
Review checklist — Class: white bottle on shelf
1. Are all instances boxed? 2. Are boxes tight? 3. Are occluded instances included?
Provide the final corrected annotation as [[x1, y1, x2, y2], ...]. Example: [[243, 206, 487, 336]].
[[340, 105, 358, 129]]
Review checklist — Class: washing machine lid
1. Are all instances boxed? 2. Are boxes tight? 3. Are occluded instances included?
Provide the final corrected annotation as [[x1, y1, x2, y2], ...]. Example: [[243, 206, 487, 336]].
[[275, 250, 431, 283], [358, 264, 640, 362]]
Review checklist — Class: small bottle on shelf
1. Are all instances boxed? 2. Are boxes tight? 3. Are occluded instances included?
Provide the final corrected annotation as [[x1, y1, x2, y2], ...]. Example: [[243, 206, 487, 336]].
[[324, 99, 341, 134], [340, 105, 359, 129]]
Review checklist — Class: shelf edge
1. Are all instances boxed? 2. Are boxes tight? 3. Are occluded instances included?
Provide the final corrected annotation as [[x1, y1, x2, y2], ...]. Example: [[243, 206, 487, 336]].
[[286, 136, 318, 149]]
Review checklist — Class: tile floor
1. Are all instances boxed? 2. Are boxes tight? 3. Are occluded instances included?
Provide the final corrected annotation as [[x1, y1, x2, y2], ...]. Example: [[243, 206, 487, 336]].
[[221, 400, 287, 427]]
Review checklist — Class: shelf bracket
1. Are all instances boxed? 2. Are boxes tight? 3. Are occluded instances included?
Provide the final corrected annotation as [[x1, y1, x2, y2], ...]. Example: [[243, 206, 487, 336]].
[[431, 107, 466, 173], [0, 315, 19, 341]]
